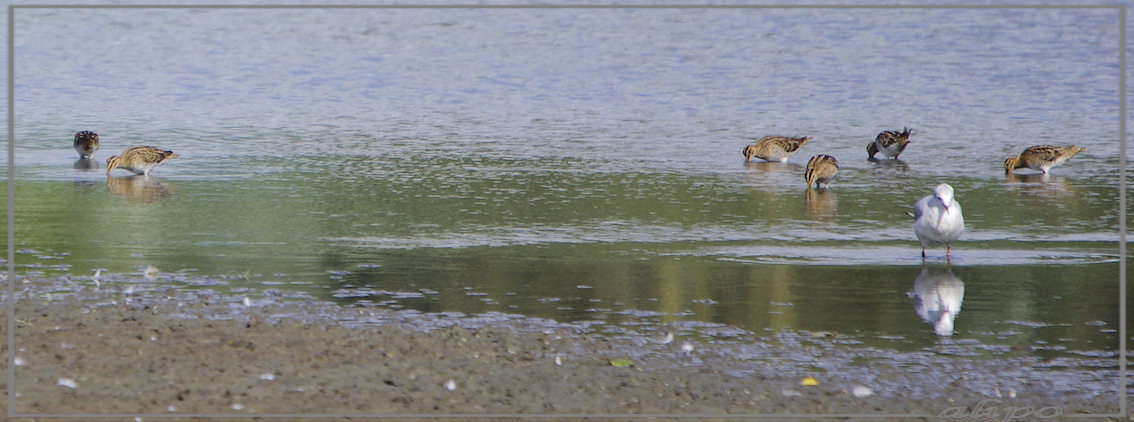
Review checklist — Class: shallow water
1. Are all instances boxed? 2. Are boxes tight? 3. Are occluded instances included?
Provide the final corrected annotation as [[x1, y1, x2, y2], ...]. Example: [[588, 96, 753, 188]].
[[5, 6, 1125, 394]]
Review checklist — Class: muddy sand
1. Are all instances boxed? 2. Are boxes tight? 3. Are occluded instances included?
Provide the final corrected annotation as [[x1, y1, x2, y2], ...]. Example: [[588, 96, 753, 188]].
[[1, 274, 1125, 421]]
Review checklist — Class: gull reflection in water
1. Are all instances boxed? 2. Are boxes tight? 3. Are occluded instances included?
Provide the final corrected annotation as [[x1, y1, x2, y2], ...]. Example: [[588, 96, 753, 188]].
[[912, 265, 964, 336], [73, 158, 100, 170], [107, 175, 174, 203]]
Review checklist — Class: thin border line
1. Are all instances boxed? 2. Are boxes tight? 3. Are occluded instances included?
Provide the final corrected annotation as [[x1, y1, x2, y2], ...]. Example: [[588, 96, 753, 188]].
[[6, 3, 1129, 9], [1119, 5, 1128, 421], [9, 413, 938, 419], [6, 4, 13, 420], [5, 3, 1127, 420]]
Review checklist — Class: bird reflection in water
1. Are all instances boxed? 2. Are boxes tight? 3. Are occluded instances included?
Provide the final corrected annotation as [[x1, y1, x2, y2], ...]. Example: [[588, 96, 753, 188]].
[[73, 158, 100, 170], [745, 160, 804, 190], [1004, 172, 1075, 200], [804, 188, 837, 221], [107, 175, 174, 203], [744, 160, 803, 172], [912, 264, 964, 336], [867, 157, 909, 173]]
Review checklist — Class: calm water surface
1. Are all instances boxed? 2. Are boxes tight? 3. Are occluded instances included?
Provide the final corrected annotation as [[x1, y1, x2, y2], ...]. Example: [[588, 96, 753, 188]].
[[5, 7, 1125, 391]]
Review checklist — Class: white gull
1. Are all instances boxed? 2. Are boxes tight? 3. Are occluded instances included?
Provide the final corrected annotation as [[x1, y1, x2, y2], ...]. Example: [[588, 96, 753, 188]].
[[909, 183, 965, 260]]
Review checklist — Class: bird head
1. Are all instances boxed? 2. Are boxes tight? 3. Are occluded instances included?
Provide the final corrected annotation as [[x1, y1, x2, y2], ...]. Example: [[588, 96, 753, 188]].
[[933, 183, 954, 211], [105, 156, 120, 176], [935, 311, 955, 336], [1003, 157, 1020, 174], [866, 142, 879, 159]]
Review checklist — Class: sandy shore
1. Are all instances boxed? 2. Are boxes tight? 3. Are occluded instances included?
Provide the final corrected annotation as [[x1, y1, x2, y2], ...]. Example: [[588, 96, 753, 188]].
[[1, 275, 1125, 421]]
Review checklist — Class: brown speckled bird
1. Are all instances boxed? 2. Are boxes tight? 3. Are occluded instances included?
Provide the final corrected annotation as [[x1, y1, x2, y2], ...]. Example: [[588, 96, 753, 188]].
[[1003, 145, 1086, 174], [867, 128, 911, 160], [804, 154, 839, 189], [73, 131, 99, 159], [106, 146, 178, 176], [742, 136, 811, 163]]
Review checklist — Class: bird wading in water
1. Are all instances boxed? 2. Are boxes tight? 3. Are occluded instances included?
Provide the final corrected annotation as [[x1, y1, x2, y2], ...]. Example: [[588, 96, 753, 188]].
[[1003, 145, 1086, 174], [106, 146, 179, 176], [909, 183, 965, 260], [743, 136, 812, 163], [73, 131, 99, 159], [867, 127, 912, 160]]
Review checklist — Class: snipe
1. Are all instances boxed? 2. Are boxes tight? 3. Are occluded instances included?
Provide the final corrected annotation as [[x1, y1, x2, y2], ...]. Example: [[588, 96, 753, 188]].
[[742, 135, 811, 163], [106, 146, 178, 176]]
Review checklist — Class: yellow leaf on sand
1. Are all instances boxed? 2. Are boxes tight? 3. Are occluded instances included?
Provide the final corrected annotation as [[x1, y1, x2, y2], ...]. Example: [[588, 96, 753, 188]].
[[609, 358, 633, 368], [801, 376, 819, 386]]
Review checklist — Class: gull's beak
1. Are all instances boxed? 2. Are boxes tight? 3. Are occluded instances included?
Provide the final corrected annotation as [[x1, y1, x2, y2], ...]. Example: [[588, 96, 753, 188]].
[[936, 195, 949, 212]]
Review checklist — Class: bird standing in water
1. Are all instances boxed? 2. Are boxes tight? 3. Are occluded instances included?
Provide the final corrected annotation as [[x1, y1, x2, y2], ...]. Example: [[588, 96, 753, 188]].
[[867, 127, 912, 160], [73, 131, 99, 159], [1003, 145, 1086, 174], [909, 183, 965, 260], [106, 146, 178, 176], [743, 136, 812, 163], [804, 154, 839, 189]]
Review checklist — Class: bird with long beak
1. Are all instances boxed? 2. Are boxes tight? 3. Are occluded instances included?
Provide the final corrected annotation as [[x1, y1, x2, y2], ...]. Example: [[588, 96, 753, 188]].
[[106, 146, 178, 176], [1003, 145, 1086, 174], [743, 135, 812, 163], [804, 154, 839, 189]]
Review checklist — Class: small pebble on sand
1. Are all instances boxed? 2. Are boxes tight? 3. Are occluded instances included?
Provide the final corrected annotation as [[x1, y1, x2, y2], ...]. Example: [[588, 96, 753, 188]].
[[852, 385, 874, 398]]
